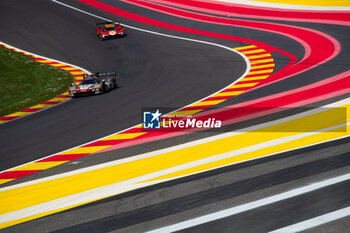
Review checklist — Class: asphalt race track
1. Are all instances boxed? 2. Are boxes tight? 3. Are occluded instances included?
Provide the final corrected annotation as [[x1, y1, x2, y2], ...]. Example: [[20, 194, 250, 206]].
[[0, 0, 246, 171], [0, 0, 349, 232]]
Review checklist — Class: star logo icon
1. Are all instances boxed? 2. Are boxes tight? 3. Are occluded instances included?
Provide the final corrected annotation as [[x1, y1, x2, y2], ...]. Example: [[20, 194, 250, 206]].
[[150, 109, 162, 122], [143, 109, 162, 129]]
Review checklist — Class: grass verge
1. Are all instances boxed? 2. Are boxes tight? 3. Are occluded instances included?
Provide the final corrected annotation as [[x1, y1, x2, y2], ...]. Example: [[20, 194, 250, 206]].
[[0, 45, 74, 117]]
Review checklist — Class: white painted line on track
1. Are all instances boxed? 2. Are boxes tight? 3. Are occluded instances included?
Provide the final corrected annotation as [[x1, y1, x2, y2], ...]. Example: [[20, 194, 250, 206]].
[[0, 0, 250, 175], [269, 206, 350, 233], [146, 173, 350, 233]]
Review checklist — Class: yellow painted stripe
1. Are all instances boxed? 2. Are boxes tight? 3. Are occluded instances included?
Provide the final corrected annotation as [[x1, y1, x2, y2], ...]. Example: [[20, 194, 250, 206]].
[[61, 67, 79, 71], [250, 64, 275, 70], [228, 82, 259, 88], [250, 58, 274, 64], [59, 146, 110, 155], [144, 126, 349, 183], [0, 179, 14, 185], [0, 201, 94, 229], [48, 97, 70, 102], [70, 71, 86, 75], [241, 49, 265, 54], [30, 104, 54, 108], [234, 45, 256, 51], [168, 109, 203, 116], [0, 106, 347, 216], [49, 63, 66, 67], [190, 100, 226, 107], [247, 69, 274, 75], [10, 162, 67, 171], [35, 59, 53, 63], [102, 133, 146, 140], [241, 76, 270, 81], [246, 53, 271, 59], [212, 91, 245, 97], [0, 121, 6, 124], [6, 111, 30, 117]]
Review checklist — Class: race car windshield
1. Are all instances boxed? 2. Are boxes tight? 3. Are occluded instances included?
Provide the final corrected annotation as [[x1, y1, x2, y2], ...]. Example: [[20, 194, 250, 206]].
[[106, 27, 116, 31], [81, 79, 96, 85]]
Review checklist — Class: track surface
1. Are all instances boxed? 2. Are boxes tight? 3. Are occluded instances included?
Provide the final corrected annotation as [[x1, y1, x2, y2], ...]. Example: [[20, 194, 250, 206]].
[[0, 0, 349, 232], [0, 0, 246, 171]]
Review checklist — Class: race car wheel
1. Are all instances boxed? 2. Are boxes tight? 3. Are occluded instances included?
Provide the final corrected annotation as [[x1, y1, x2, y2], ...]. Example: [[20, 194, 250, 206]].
[[113, 80, 118, 89], [102, 83, 106, 93]]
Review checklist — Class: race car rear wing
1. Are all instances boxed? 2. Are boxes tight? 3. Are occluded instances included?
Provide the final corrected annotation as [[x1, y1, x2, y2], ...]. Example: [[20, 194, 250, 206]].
[[95, 72, 122, 80], [95, 71, 116, 76], [96, 21, 120, 26]]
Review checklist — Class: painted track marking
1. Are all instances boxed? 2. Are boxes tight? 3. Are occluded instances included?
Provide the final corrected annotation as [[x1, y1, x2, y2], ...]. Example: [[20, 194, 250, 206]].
[[0, 98, 348, 228], [269, 206, 350, 233], [146, 173, 350, 233]]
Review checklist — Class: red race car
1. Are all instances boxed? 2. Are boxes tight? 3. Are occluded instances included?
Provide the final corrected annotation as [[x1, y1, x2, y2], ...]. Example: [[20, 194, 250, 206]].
[[96, 21, 126, 41]]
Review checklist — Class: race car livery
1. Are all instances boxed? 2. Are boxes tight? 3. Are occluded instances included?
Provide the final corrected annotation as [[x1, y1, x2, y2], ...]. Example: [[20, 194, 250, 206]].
[[96, 21, 126, 40], [69, 72, 119, 97]]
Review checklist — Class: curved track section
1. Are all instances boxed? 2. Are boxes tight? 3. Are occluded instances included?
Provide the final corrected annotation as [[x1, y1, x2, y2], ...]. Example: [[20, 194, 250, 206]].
[[0, 0, 246, 171]]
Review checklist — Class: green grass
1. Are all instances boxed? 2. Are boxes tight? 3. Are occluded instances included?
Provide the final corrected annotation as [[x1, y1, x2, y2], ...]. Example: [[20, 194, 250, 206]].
[[0, 46, 74, 117]]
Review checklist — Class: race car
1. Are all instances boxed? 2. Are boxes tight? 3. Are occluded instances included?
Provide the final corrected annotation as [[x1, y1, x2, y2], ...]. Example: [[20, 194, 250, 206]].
[[96, 21, 126, 40], [69, 72, 119, 97]]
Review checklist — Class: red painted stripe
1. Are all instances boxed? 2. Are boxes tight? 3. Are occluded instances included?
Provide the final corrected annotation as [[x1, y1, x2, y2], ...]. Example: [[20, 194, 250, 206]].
[[244, 72, 272, 78], [219, 87, 250, 92], [82, 139, 130, 147], [38, 153, 90, 162], [0, 116, 18, 121], [20, 108, 42, 112], [202, 96, 232, 101], [149, 0, 350, 25], [0, 170, 41, 179], [66, 70, 82, 72]]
